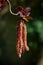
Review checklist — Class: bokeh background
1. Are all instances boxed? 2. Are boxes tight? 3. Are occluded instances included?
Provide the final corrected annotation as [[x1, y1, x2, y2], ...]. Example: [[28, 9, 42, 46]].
[[0, 0, 43, 65]]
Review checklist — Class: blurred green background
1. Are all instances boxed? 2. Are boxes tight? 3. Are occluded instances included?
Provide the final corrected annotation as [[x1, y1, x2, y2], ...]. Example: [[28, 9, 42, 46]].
[[0, 0, 43, 65]]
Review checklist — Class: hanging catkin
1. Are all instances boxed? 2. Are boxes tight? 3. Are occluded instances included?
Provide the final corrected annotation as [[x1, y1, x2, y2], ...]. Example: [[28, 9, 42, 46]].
[[16, 19, 29, 58]]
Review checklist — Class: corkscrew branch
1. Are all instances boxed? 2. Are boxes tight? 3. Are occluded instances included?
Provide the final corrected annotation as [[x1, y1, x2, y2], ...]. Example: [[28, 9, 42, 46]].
[[7, 0, 18, 16]]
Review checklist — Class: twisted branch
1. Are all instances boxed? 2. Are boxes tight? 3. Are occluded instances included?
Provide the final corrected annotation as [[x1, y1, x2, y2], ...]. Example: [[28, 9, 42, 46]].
[[7, 0, 18, 15]]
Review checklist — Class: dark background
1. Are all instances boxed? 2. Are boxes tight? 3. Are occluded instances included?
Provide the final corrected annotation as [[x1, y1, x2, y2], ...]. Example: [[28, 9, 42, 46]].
[[0, 0, 43, 65]]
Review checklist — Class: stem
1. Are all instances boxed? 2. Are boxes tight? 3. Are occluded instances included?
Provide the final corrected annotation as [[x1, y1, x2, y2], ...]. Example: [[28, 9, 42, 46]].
[[7, 0, 18, 15]]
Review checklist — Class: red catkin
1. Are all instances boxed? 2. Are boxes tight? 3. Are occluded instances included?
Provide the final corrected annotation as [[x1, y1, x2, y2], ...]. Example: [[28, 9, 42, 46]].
[[16, 19, 29, 58]]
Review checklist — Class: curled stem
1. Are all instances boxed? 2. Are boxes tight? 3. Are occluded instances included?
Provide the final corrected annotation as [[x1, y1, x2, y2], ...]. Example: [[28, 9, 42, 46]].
[[7, 0, 17, 15]]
